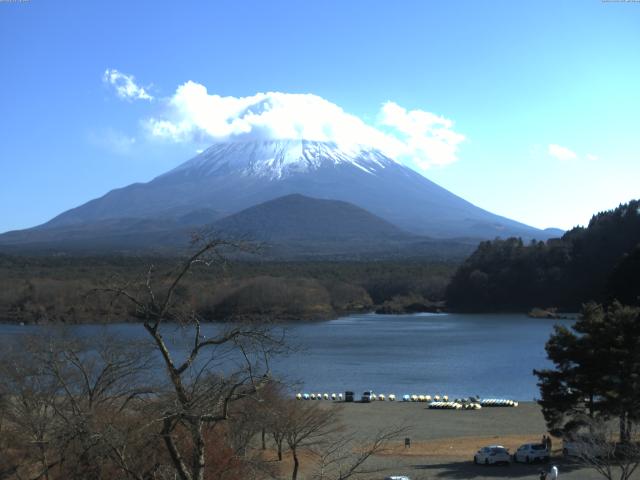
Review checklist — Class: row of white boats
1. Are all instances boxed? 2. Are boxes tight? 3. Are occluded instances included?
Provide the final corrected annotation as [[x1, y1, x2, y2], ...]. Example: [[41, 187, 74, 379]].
[[427, 400, 519, 409], [294, 392, 518, 408]]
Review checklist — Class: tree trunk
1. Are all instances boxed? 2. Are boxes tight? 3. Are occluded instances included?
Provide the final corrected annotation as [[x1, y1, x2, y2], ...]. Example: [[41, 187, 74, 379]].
[[291, 447, 299, 480], [261, 428, 266, 450], [273, 434, 283, 461], [37, 440, 50, 480], [162, 419, 192, 480], [192, 423, 206, 480], [619, 411, 633, 444]]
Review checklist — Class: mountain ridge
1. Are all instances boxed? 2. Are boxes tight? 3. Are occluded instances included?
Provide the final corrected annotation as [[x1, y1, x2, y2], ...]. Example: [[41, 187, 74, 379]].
[[0, 194, 478, 260], [0, 139, 562, 255]]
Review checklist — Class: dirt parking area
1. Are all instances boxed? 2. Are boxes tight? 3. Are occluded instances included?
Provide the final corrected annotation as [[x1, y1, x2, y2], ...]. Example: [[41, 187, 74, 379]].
[[327, 401, 640, 480]]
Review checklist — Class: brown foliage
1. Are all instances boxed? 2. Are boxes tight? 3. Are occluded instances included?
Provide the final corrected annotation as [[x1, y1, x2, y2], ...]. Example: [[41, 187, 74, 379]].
[[0, 255, 454, 324], [213, 276, 334, 320]]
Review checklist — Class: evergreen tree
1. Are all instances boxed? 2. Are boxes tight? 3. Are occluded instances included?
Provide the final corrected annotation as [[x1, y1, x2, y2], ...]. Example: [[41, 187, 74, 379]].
[[534, 302, 640, 442], [446, 199, 640, 311], [607, 245, 640, 305]]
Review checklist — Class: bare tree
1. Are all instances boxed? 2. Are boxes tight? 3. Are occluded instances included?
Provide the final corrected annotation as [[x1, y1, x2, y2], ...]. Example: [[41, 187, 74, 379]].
[[281, 401, 343, 480], [255, 382, 290, 461], [102, 236, 286, 480], [0, 343, 59, 480], [0, 237, 284, 480], [312, 426, 408, 480], [0, 333, 161, 480], [566, 418, 640, 480], [271, 396, 407, 480]]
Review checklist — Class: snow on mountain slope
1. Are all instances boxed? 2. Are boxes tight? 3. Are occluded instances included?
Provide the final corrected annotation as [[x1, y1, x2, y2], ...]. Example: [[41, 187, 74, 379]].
[[164, 139, 396, 180]]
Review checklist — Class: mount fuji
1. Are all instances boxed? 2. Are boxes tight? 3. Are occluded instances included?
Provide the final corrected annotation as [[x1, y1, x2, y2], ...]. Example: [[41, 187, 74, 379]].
[[0, 139, 559, 255]]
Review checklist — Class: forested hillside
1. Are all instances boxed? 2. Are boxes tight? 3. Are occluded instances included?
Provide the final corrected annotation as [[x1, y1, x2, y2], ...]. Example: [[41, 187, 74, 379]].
[[0, 255, 455, 324], [446, 200, 640, 311]]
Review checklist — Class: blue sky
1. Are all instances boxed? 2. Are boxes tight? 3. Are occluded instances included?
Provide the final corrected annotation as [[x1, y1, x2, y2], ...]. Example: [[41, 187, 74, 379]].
[[1, 0, 639, 233]]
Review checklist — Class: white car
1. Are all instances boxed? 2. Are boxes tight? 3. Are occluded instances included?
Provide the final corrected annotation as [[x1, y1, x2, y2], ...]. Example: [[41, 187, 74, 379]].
[[513, 443, 549, 463], [474, 445, 511, 465], [384, 477, 411, 480]]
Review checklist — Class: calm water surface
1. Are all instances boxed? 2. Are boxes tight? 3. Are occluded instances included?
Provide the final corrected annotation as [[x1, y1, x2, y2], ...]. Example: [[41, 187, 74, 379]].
[[0, 313, 572, 400]]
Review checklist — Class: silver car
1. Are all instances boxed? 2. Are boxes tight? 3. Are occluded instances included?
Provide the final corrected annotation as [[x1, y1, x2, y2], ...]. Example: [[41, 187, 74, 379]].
[[514, 443, 549, 463], [474, 445, 511, 465]]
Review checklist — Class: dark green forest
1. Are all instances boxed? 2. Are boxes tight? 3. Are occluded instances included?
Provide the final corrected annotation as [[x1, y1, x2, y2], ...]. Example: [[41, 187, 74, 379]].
[[446, 199, 640, 311]]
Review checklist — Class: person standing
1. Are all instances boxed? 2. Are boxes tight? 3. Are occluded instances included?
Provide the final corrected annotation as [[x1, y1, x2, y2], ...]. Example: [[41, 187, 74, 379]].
[[539, 469, 548, 480], [550, 465, 559, 479]]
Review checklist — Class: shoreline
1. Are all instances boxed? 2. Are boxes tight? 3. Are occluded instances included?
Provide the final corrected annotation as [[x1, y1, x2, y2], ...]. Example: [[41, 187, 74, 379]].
[[0, 308, 567, 326]]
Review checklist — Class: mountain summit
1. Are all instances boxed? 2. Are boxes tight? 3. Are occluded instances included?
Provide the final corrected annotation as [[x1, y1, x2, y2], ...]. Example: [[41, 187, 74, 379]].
[[165, 139, 397, 180], [0, 139, 558, 253]]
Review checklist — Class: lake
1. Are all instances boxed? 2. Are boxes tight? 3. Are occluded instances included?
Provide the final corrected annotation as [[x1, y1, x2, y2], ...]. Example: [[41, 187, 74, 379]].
[[0, 313, 572, 400]]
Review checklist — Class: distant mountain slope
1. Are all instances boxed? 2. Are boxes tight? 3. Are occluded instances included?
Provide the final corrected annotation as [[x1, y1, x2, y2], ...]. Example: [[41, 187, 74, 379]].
[[23, 140, 556, 241], [543, 227, 565, 237], [214, 194, 411, 242], [209, 194, 477, 260], [0, 194, 477, 260], [0, 209, 222, 253]]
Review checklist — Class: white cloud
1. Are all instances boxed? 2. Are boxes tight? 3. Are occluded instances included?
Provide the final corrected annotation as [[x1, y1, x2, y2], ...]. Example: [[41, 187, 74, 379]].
[[378, 101, 465, 168], [548, 143, 577, 161], [103, 69, 153, 101], [586, 153, 599, 161], [144, 82, 465, 170]]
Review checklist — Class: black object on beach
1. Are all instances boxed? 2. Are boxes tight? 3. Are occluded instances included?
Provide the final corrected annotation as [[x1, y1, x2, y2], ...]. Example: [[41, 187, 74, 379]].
[[405, 438, 411, 448], [345, 391, 354, 402]]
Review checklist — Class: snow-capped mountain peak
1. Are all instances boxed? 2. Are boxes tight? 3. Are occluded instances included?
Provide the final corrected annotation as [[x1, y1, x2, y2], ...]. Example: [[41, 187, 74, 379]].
[[16, 138, 556, 243], [166, 139, 398, 180]]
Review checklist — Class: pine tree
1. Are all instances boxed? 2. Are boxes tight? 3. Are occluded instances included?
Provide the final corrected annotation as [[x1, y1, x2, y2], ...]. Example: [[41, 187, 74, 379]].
[[534, 302, 640, 442]]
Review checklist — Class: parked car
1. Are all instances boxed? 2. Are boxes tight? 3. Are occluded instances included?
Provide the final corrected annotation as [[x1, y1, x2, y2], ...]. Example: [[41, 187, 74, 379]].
[[384, 477, 411, 480], [361, 391, 372, 403], [474, 445, 511, 465], [513, 443, 549, 463], [344, 391, 354, 402]]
